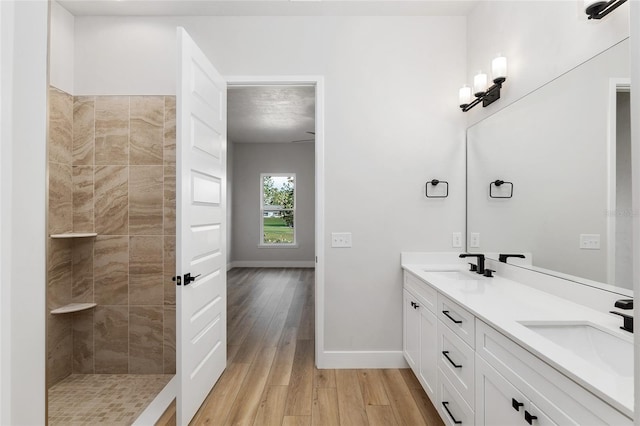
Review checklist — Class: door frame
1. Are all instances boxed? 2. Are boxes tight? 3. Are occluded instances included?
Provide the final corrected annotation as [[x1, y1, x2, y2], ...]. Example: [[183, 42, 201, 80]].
[[606, 78, 631, 285], [226, 75, 326, 367]]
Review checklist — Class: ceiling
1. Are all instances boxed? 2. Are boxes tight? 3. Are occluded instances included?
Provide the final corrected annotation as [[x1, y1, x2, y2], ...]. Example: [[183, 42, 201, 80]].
[[227, 85, 316, 144], [58, 0, 479, 17]]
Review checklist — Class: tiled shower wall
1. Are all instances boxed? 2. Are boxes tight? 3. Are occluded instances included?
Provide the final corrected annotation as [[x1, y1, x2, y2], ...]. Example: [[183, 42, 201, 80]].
[[47, 86, 177, 387]]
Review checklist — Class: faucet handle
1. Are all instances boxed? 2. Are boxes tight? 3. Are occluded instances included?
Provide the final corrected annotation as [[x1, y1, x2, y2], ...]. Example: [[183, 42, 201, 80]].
[[615, 299, 633, 310], [468, 262, 478, 272], [610, 311, 634, 333]]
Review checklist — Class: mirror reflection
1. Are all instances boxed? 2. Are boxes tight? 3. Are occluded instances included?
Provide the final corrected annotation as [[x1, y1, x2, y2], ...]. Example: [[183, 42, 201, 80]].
[[466, 39, 631, 290]]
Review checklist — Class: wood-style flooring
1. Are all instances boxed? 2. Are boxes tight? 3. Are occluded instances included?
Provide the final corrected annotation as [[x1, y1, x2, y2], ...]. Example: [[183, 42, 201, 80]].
[[189, 267, 443, 426]]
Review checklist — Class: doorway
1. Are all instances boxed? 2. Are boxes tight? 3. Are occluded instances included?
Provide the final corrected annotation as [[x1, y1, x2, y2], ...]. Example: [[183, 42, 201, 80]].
[[607, 79, 632, 289], [225, 77, 325, 366]]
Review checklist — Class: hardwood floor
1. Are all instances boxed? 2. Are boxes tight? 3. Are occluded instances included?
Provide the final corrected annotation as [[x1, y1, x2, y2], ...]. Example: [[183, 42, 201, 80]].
[[189, 268, 443, 426]]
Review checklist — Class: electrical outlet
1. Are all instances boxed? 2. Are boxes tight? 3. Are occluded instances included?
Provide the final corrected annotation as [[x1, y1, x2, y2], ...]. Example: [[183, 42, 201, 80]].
[[470, 233, 480, 248], [452, 232, 462, 248], [580, 234, 600, 250], [331, 232, 352, 248]]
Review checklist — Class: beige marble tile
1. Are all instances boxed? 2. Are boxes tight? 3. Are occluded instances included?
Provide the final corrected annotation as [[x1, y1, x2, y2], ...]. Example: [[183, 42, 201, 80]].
[[163, 165, 176, 236], [129, 306, 164, 374], [164, 96, 176, 167], [48, 313, 73, 388], [49, 162, 73, 235], [94, 236, 128, 305], [94, 306, 129, 374], [129, 166, 163, 235], [163, 236, 176, 306], [95, 165, 128, 235], [130, 96, 164, 165], [48, 238, 72, 310], [72, 239, 94, 303], [163, 306, 176, 374], [72, 165, 94, 233], [95, 96, 129, 165], [72, 310, 94, 374], [49, 87, 73, 165], [129, 236, 163, 305], [73, 96, 95, 165]]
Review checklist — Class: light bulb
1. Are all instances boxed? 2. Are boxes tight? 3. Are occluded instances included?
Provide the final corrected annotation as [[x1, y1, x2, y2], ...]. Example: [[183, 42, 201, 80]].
[[492, 55, 507, 82], [459, 85, 472, 106], [473, 71, 488, 96]]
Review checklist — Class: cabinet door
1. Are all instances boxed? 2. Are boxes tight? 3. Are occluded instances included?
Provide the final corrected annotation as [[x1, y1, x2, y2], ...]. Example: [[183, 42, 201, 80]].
[[403, 289, 420, 372], [476, 356, 557, 426], [418, 306, 437, 401]]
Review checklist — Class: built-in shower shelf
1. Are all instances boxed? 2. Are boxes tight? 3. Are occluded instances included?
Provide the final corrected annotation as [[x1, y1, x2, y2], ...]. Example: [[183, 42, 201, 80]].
[[51, 303, 97, 315], [50, 232, 98, 239]]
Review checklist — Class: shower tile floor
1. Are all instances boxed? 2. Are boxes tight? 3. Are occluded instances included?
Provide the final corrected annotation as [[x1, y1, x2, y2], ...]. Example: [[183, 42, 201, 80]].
[[48, 374, 173, 425]]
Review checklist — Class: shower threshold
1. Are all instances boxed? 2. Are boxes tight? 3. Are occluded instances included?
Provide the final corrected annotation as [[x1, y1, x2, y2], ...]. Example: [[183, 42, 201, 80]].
[[48, 374, 173, 425]]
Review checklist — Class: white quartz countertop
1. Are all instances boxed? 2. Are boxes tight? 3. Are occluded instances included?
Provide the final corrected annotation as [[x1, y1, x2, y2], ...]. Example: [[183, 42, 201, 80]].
[[402, 261, 633, 418]]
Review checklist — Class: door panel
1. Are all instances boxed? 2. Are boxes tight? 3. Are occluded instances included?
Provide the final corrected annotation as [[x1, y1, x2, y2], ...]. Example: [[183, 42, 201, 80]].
[[176, 27, 227, 426]]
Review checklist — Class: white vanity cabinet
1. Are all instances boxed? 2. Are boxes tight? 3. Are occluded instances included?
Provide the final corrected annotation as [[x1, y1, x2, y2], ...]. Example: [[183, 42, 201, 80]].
[[401, 270, 633, 426], [403, 289, 420, 372], [403, 273, 438, 401], [476, 355, 556, 426], [476, 320, 632, 426]]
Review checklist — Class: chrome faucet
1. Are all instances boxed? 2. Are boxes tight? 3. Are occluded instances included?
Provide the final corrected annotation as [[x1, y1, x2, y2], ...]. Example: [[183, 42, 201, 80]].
[[459, 253, 485, 275]]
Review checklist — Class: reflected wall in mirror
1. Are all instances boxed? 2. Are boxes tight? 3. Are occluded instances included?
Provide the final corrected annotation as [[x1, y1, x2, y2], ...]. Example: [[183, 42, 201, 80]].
[[467, 39, 632, 291]]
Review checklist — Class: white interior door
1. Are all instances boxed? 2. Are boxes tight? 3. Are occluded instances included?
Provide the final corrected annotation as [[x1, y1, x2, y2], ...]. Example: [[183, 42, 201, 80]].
[[176, 27, 227, 426]]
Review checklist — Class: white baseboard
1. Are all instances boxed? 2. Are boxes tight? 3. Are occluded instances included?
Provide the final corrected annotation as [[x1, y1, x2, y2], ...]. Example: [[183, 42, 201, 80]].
[[229, 260, 315, 268], [318, 351, 408, 369]]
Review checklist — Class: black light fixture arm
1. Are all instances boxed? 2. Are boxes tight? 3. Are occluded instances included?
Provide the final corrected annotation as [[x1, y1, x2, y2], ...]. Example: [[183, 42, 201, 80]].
[[586, 0, 627, 19], [461, 77, 506, 112]]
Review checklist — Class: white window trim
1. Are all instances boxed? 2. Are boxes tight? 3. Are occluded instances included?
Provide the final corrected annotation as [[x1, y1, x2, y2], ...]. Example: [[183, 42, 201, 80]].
[[259, 173, 297, 247]]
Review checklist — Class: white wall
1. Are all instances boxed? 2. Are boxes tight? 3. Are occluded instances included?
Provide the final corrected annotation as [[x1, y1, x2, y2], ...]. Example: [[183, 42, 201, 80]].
[[73, 15, 467, 358], [232, 142, 315, 266], [465, 0, 629, 126], [0, 0, 49, 424], [50, 0, 74, 93]]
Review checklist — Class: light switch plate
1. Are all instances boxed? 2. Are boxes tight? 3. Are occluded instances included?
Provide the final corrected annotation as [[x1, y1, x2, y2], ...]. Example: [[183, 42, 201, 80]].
[[452, 232, 462, 248], [331, 232, 352, 248], [580, 234, 600, 250], [470, 233, 480, 248]]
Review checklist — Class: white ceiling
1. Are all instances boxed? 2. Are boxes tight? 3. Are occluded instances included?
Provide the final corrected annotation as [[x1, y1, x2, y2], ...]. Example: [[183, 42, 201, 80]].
[[228, 85, 316, 144], [58, 0, 479, 17]]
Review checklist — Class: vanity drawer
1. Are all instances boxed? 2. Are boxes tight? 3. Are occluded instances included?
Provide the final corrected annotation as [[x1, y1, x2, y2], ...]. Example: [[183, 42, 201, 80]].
[[476, 320, 632, 425], [404, 271, 437, 313], [438, 318, 475, 408], [438, 368, 474, 426], [438, 294, 475, 348]]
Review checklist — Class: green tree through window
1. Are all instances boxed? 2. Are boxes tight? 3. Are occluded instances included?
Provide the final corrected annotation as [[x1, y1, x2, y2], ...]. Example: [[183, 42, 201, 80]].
[[261, 174, 295, 244]]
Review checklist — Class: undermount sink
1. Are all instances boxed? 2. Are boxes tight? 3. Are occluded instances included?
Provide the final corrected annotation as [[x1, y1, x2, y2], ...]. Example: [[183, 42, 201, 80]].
[[423, 270, 478, 281], [520, 321, 633, 378]]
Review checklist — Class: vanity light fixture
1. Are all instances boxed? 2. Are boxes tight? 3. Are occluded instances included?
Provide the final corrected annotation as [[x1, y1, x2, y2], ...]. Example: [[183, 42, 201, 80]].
[[584, 0, 627, 19], [459, 55, 507, 112]]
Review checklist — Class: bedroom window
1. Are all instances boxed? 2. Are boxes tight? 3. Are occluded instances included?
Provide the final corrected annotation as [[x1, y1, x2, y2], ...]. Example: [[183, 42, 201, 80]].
[[260, 174, 296, 246]]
